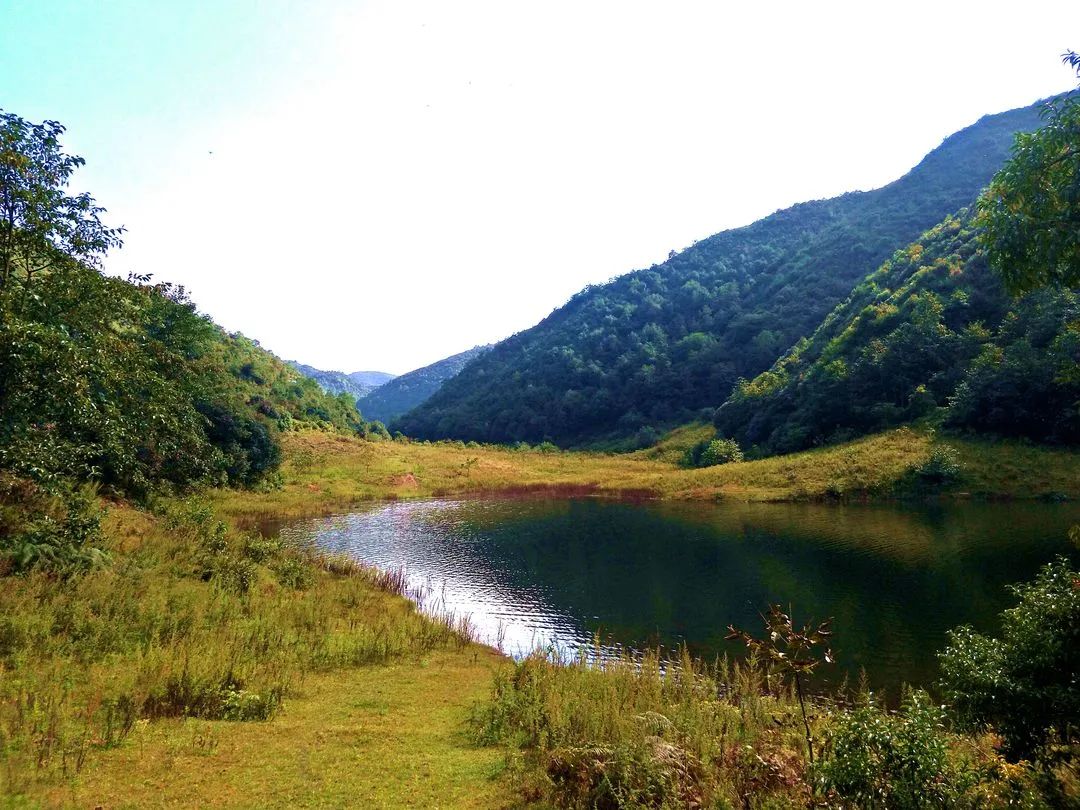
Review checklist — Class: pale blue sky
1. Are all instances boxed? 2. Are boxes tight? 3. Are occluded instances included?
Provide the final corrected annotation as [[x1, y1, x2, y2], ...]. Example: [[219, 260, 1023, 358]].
[[2, 1, 1078, 373]]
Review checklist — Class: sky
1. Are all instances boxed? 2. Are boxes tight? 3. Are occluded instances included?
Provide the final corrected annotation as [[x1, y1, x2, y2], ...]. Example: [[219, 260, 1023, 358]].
[[2, 1, 1078, 374]]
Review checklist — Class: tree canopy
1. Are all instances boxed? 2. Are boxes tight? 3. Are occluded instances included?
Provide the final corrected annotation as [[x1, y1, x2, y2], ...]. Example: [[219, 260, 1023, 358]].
[[977, 52, 1080, 294], [0, 111, 124, 295]]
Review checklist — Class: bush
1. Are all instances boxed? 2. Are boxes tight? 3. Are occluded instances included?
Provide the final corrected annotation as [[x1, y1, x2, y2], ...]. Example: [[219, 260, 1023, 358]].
[[546, 740, 706, 809], [0, 481, 107, 576], [634, 426, 661, 450], [913, 444, 962, 485], [697, 438, 744, 467], [199, 402, 282, 486], [939, 556, 1080, 763], [817, 690, 966, 808]]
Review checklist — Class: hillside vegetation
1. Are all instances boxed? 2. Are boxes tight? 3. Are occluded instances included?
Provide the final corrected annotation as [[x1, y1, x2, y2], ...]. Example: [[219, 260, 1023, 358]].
[[0, 262, 376, 503], [398, 99, 1048, 446], [716, 211, 1080, 455], [358, 344, 490, 425]]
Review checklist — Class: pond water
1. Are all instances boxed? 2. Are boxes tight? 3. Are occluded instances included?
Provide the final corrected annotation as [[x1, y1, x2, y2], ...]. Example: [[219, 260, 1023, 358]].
[[272, 498, 1080, 694]]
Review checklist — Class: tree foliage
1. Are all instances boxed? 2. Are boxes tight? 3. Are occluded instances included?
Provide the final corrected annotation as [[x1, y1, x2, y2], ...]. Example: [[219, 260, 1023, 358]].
[[715, 213, 1080, 455], [938, 557, 1079, 763], [0, 111, 124, 294], [977, 52, 1080, 294]]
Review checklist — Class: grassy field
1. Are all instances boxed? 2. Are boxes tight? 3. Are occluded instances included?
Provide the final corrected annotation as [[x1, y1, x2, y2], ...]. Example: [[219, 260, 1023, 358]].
[[0, 498, 515, 808], [213, 426, 1080, 526]]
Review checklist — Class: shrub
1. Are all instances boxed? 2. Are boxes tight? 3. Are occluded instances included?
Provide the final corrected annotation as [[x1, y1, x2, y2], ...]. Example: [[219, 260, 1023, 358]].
[[0, 481, 107, 576], [199, 402, 282, 486], [697, 438, 744, 467], [634, 426, 661, 450], [546, 740, 706, 809], [817, 690, 966, 808], [939, 556, 1079, 763], [273, 552, 314, 590], [913, 444, 963, 485], [367, 421, 391, 440]]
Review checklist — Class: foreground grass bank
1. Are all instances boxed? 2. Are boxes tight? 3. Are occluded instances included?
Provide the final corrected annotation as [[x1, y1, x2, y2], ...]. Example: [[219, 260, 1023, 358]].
[[0, 491, 514, 808], [213, 426, 1080, 525]]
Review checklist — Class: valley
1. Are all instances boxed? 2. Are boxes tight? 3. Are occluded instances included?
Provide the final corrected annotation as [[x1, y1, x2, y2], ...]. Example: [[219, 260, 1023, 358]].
[[2, 45, 1079, 807]]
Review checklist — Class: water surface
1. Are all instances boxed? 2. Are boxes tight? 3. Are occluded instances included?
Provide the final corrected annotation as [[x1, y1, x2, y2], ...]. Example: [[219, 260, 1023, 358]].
[[275, 498, 1079, 693]]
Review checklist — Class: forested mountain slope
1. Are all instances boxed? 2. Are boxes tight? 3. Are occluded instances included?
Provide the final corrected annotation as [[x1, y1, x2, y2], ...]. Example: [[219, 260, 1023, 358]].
[[714, 212, 1080, 455], [397, 99, 1049, 445], [0, 261, 378, 498], [359, 345, 490, 425], [289, 363, 396, 400]]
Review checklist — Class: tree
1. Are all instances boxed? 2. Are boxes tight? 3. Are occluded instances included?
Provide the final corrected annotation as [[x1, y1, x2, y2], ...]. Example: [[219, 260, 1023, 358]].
[[0, 111, 123, 297], [939, 556, 1079, 764], [977, 52, 1080, 294], [727, 605, 833, 765]]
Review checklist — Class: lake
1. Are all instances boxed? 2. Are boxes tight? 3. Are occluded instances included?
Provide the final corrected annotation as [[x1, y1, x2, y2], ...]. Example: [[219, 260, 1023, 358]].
[[272, 498, 1080, 694]]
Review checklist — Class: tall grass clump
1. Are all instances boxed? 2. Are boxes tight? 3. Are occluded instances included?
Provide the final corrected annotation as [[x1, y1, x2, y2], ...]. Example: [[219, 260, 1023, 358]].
[[472, 645, 817, 808], [474, 640, 1058, 807]]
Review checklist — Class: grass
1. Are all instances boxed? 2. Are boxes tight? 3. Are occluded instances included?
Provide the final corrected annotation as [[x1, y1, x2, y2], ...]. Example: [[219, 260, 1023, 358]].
[[49, 649, 510, 809], [212, 426, 1080, 526], [3, 425, 1076, 807], [0, 497, 510, 808]]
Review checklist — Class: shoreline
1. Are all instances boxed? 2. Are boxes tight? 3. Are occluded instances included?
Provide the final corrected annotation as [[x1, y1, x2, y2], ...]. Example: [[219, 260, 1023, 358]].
[[212, 427, 1080, 527]]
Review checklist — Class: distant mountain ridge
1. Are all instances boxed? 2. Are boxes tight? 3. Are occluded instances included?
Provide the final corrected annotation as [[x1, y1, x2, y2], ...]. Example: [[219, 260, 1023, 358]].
[[396, 97, 1050, 446], [290, 362, 396, 400], [357, 345, 491, 425]]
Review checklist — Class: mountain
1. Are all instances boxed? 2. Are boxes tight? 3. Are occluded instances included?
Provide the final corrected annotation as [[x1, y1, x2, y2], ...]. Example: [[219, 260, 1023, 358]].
[[349, 370, 397, 389], [357, 346, 491, 425], [290, 363, 396, 399], [396, 98, 1050, 446], [715, 210, 1079, 454]]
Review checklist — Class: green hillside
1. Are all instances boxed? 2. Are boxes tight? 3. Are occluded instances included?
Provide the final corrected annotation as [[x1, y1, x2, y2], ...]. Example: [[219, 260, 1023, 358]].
[[397, 99, 1049, 446], [715, 211, 1079, 455], [0, 262, 379, 502], [358, 345, 490, 425], [0, 108, 382, 506], [289, 362, 395, 400]]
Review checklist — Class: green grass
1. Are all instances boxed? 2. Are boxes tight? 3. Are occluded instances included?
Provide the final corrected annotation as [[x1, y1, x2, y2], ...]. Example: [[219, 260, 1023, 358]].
[[212, 427, 1080, 527], [0, 498, 508, 807], [52, 649, 510, 809]]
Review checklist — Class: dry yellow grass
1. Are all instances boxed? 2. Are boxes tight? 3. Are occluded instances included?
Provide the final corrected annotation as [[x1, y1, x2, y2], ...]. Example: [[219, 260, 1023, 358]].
[[212, 426, 1080, 526]]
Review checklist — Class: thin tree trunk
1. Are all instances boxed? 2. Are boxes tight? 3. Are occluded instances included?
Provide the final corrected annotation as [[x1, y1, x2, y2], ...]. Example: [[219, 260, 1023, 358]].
[[795, 672, 814, 766]]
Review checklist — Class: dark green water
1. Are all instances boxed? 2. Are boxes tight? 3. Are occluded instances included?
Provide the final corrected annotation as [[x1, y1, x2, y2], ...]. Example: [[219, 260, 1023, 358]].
[[278, 498, 1079, 694]]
